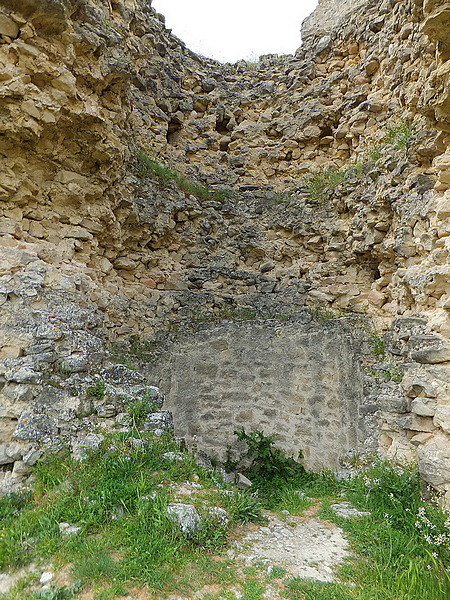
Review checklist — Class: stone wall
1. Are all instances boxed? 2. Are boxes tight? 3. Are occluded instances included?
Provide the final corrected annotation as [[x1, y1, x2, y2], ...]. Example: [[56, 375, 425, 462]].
[[145, 317, 379, 471], [301, 0, 371, 41], [4, 0, 450, 501]]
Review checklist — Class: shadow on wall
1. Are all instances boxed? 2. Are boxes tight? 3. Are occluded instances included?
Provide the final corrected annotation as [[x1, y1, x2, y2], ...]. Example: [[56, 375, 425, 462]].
[[145, 316, 376, 471]]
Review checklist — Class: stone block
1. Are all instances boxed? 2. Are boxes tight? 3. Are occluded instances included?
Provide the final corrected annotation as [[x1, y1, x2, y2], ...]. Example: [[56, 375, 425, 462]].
[[0, 346, 21, 359], [411, 346, 450, 364], [0, 14, 19, 37], [418, 434, 450, 487], [235, 472, 252, 489], [14, 411, 57, 442], [367, 289, 386, 308], [0, 218, 19, 235], [5, 365, 41, 384], [395, 414, 436, 432], [411, 398, 436, 417], [365, 60, 379, 76], [401, 377, 437, 398], [411, 432, 433, 446], [65, 226, 92, 241], [0, 442, 24, 464], [71, 433, 104, 461], [114, 257, 137, 270], [434, 406, 450, 433], [12, 460, 31, 475], [22, 447, 42, 466], [167, 503, 201, 536], [436, 196, 450, 219]]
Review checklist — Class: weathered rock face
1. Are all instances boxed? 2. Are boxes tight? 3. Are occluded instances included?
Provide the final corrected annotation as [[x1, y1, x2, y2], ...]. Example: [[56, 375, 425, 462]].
[[3, 0, 450, 501], [301, 0, 371, 41]]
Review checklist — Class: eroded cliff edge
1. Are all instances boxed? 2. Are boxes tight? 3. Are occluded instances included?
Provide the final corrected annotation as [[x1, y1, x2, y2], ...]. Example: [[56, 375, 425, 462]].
[[3, 0, 450, 500]]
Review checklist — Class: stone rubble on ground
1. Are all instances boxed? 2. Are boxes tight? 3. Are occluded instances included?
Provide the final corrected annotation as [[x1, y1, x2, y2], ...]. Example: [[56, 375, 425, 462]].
[[229, 513, 351, 583]]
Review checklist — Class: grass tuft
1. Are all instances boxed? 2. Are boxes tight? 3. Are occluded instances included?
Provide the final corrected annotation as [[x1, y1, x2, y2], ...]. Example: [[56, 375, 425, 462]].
[[135, 151, 231, 202]]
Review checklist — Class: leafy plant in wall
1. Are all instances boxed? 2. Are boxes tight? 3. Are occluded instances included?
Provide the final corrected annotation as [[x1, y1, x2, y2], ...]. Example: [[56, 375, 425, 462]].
[[383, 118, 414, 149], [234, 429, 305, 482], [85, 379, 106, 400], [306, 165, 347, 202]]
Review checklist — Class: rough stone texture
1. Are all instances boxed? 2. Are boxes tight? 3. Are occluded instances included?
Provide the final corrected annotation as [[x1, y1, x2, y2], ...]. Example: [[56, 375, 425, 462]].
[[2, 0, 450, 500], [146, 318, 378, 471], [301, 0, 371, 40], [230, 514, 350, 583], [167, 503, 202, 536]]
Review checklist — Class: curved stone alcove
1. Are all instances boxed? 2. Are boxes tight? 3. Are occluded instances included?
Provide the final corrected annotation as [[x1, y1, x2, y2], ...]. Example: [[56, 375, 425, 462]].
[[145, 316, 378, 471]]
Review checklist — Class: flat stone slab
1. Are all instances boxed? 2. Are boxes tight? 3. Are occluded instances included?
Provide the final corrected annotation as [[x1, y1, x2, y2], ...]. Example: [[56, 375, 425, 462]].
[[330, 502, 370, 519], [229, 514, 350, 582]]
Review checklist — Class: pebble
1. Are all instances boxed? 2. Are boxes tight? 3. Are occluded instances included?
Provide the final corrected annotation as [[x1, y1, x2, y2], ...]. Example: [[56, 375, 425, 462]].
[[40, 571, 53, 585]]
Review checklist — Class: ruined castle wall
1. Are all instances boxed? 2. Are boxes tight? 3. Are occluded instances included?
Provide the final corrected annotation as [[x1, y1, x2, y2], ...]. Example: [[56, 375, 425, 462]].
[[4, 0, 450, 500], [146, 318, 377, 471], [301, 0, 371, 40]]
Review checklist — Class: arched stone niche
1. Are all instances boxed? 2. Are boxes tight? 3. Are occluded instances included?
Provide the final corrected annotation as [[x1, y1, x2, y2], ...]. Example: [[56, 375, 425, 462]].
[[146, 316, 378, 470]]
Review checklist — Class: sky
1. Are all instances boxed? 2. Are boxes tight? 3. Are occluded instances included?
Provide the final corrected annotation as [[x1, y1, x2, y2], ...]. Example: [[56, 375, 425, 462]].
[[151, 0, 319, 63]]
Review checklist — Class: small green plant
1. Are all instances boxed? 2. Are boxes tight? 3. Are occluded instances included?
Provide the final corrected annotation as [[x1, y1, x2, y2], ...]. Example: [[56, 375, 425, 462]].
[[307, 307, 343, 322], [234, 429, 305, 483], [268, 565, 286, 579], [241, 578, 265, 600], [33, 582, 81, 600], [246, 61, 259, 71], [368, 332, 385, 356], [129, 340, 156, 360], [221, 490, 264, 524], [368, 144, 382, 161], [244, 53, 260, 70], [364, 364, 403, 383], [71, 538, 117, 584], [135, 151, 231, 202], [218, 307, 257, 320], [383, 119, 414, 149], [274, 487, 312, 516], [126, 397, 157, 429], [0, 491, 31, 520], [85, 380, 106, 400], [223, 445, 239, 473], [307, 166, 346, 201], [269, 191, 289, 204], [284, 578, 352, 600]]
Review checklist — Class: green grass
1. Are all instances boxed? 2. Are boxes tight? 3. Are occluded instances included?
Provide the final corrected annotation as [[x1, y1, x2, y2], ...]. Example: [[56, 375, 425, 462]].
[[359, 118, 415, 167], [364, 364, 403, 383], [367, 332, 385, 356], [85, 380, 106, 400], [2, 430, 449, 600], [0, 431, 265, 598], [321, 461, 450, 600], [302, 118, 415, 203], [306, 306, 343, 322], [125, 397, 158, 429], [284, 578, 354, 600], [135, 151, 231, 202]]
